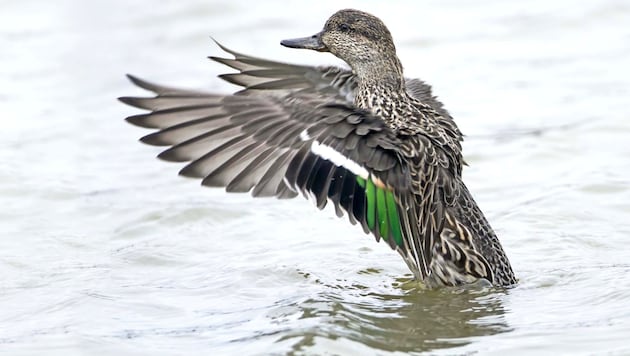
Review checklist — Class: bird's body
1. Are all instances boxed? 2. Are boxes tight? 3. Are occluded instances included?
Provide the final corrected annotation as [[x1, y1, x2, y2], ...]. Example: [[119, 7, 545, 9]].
[[120, 9, 516, 287]]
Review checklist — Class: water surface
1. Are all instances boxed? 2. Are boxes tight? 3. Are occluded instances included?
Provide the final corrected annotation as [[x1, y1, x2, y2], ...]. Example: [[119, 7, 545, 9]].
[[2, 0, 630, 354]]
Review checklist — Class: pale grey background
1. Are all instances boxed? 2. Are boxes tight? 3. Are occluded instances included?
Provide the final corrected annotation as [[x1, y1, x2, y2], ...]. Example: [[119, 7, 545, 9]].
[[1, 0, 630, 354]]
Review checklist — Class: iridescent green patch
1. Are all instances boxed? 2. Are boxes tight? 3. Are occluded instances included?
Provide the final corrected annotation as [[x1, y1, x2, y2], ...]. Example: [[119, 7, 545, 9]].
[[356, 175, 403, 246], [386, 190, 403, 246], [376, 187, 388, 237]]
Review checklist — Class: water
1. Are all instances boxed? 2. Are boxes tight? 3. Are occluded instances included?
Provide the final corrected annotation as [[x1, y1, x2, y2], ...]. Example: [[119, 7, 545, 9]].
[[2, 0, 630, 354]]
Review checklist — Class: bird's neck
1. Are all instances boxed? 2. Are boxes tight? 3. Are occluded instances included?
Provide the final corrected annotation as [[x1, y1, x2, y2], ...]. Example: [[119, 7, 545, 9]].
[[353, 56, 411, 119], [354, 55, 405, 90]]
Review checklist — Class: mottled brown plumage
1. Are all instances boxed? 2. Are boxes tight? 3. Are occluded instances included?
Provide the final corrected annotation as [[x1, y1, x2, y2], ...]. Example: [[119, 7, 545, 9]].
[[120, 9, 516, 287]]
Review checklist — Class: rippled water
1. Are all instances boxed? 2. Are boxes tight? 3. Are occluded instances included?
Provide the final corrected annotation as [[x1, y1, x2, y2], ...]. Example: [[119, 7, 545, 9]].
[[2, 0, 630, 354]]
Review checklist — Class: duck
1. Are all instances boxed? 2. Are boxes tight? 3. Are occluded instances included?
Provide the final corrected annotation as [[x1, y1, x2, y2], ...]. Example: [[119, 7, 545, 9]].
[[119, 8, 517, 287]]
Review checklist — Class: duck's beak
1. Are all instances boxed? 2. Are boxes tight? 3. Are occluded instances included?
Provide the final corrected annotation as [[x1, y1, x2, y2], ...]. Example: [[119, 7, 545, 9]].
[[281, 31, 327, 52]]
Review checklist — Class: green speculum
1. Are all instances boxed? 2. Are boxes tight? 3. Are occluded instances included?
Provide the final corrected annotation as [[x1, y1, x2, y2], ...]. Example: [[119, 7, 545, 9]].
[[356, 175, 403, 247]]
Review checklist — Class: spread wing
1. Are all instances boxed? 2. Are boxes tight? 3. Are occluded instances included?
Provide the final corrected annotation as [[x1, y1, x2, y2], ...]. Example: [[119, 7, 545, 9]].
[[210, 41, 453, 120], [120, 75, 435, 277]]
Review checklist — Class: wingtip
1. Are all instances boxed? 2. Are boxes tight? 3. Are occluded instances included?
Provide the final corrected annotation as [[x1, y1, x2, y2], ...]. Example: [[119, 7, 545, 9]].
[[119, 96, 155, 111], [208, 55, 228, 65], [139, 132, 168, 147], [124, 115, 142, 126], [124, 74, 151, 91], [208, 55, 227, 62], [118, 96, 136, 105], [125, 114, 155, 128], [217, 73, 242, 86], [209, 36, 220, 47], [210, 37, 229, 53], [125, 73, 142, 85], [210, 38, 246, 59]]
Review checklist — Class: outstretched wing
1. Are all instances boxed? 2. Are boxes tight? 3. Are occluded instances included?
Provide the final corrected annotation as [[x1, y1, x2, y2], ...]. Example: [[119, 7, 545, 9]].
[[210, 41, 453, 120], [209, 41, 357, 102], [120, 75, 432, 277]]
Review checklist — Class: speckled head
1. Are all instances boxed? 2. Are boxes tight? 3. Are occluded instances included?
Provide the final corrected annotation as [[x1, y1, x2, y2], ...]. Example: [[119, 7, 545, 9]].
[[281, 9, 399, 74]]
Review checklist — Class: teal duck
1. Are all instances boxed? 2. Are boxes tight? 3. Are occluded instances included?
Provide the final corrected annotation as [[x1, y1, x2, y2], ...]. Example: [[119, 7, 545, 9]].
[[120, 9, 516, 287]]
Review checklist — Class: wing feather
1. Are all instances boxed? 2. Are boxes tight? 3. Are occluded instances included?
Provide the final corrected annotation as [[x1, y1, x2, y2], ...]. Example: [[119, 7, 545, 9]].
[[119, 41, 459, 281]]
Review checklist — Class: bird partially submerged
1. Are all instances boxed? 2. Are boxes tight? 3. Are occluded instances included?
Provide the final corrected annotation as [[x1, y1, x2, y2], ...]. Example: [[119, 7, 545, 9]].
[[120, 9, 517, 287]]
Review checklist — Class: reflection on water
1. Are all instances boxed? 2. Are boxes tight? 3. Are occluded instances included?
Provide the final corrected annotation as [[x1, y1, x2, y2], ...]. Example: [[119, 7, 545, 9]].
[[278, 277, 510, 354]]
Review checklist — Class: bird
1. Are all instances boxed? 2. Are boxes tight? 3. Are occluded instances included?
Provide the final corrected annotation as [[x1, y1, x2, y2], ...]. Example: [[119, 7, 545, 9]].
[[119, 8, 517, 288]]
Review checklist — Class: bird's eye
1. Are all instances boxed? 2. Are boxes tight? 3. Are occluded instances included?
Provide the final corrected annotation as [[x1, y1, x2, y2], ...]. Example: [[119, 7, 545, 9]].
[[338, 23, 350, 32]]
